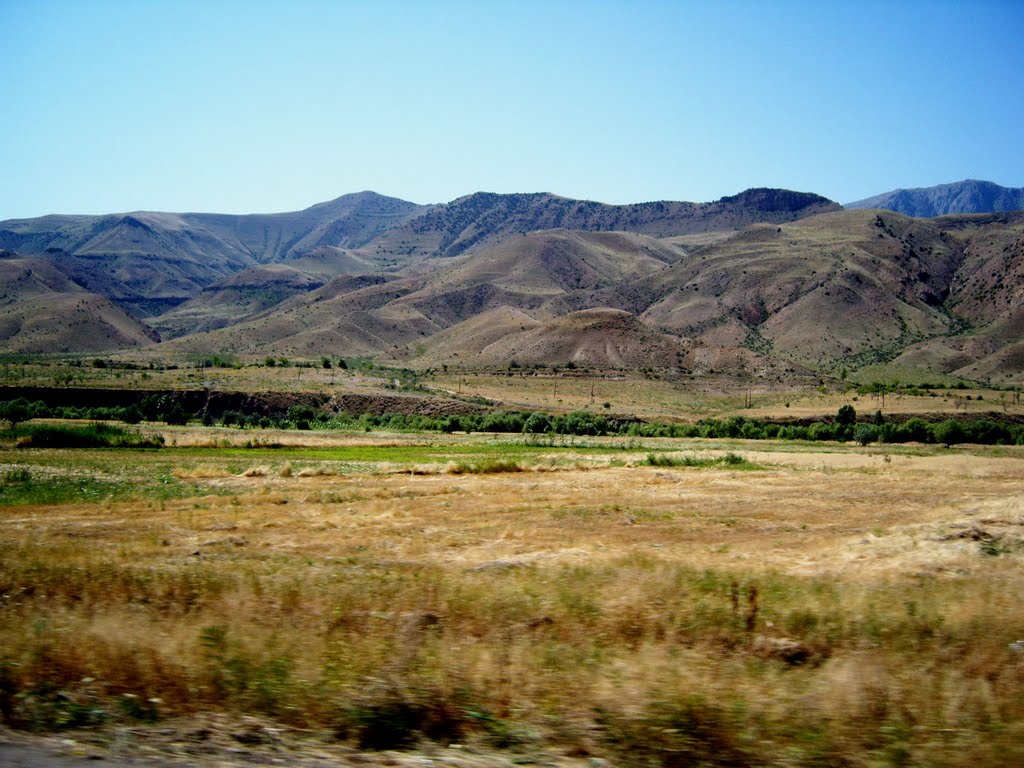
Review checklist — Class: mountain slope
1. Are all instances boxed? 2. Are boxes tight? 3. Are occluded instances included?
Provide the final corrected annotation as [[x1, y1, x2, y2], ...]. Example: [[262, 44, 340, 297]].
[[395, 229, 684, 327], [890, 211, 1024, 384], [611, 210, 964, 371], [472, 308, 691, 369], [156, 230, 686, 360], [0, 192, 424, 317], [847, 180, 1024, 217], [5, 190, 1024, 383], [150, 245, 379, 339], [367, 188, 839, 259], [0, 188, 836, 325], [0, 253, 160, 353], [0, 212, 257, 317], [144, 208, 1024, 382]]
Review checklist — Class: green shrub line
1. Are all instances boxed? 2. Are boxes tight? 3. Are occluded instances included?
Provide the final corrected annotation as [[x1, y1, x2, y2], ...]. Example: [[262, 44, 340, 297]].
[[2, 396, 1023, 446], [8, 422, 165, 449]]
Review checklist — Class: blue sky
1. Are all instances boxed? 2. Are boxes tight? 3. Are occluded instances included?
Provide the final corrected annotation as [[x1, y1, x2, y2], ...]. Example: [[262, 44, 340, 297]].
[[2, 0, 1022, 218]]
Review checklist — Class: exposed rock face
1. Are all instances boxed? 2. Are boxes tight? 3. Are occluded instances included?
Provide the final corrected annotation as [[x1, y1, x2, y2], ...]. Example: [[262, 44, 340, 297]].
[[718, 188, 836, 213]]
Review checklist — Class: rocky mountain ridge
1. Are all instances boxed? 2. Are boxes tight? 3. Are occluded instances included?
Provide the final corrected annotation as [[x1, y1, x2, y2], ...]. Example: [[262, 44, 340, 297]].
[[0, 188, 838, 318], [1, 187, 1022, 385], [847, 179, 1024, 217]]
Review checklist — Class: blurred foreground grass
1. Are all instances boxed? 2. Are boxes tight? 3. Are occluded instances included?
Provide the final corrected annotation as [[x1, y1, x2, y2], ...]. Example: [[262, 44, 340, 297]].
[[1, 430, 1023, 766]]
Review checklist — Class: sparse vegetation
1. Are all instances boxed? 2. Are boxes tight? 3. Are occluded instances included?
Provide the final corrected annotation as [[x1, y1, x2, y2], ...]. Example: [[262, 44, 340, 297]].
[[0, 429, 1021, 765], [644, 451, 757, 468], [447, 458, 524, 474]]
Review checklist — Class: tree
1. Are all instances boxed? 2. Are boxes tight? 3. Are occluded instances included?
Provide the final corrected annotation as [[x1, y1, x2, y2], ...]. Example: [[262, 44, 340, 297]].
[[523, 412, 552, 434], [0, 398, 32, 428], [163, 403, 189, 426], [854, 424, 879, 446], [287, 404, 317, 430], [933, 420, 966, 447], [836, 404, 857, 425]]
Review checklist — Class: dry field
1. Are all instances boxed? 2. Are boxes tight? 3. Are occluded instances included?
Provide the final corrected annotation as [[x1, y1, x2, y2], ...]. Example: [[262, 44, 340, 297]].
[[2, 428, 1024, 766], [5, 359, 1021, 425], [427, 371, 1022, 422]]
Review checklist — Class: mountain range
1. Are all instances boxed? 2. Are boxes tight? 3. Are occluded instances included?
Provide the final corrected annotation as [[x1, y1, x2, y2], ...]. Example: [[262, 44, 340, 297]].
[[1, 182, 1022, 385], [847, 179, 1024, 217]]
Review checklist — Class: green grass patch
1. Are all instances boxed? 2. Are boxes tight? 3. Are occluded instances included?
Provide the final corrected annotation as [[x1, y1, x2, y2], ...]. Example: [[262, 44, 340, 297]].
[[0, 471, 134, 506]]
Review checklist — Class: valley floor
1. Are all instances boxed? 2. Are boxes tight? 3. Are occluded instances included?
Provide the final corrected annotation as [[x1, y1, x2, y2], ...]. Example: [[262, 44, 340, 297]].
[[1, 428, 1023, 766]]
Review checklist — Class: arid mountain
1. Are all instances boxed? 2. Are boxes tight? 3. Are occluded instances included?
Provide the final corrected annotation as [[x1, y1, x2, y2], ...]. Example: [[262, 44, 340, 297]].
[[889, 211, 1024, 385], [3, 189, 1023, 383], [847, 180, 1024, 217], [183, 191, 427, 264], [155, 230, 686, 360], [150, 264, 328, 339], [619, 209, 1024, 382], [394, 230, 684, 327], [0, 253, 159, 353], [626, 210, 964, 369], [468, 308, 691, 370], [151, 245, 380, 340], [365, 188, 839, 260], [0, 192, 423, 317], [0, 188, 837, 320], [160, 209, 1024, 382]]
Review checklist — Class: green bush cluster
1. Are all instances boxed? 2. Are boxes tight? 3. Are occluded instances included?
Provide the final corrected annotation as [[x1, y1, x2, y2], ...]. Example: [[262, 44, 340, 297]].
[[10, 423, 164, 449], [3, 395, 1022, 446], [0, 397, 148, 425]]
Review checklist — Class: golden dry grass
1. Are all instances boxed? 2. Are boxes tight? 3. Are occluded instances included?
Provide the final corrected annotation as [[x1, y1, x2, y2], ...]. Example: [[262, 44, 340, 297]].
[[1, 434, 1023, 765]]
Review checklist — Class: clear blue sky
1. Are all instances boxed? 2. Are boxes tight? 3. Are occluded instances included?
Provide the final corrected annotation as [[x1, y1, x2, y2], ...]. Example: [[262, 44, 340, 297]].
[[2, 0, 1022, 219]]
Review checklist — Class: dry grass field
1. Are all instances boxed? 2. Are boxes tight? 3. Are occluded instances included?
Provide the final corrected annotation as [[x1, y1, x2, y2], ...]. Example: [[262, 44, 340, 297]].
[[2, 426, 1024, 766], [4, 359, 1020, 426]]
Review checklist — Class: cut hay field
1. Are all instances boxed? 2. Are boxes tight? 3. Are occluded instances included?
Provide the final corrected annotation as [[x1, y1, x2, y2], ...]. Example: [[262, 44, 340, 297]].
[[2, 427, 1024, 766]]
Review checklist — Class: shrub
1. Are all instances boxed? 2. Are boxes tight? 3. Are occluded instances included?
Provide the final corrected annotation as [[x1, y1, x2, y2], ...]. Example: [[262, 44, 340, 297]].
[[119, 405, 143, 425], [523, 412, 552, 434], [854, 424, 880, 446], [965, 419, 1010, 445], [448, 459, 523, 474], [598, 695, 749, 768], [14, 423, 164, 449], [807, 422, 836, 441], [645, 452, 753, 469], [889, 418, 930, 443], [554, 411, 608, 436]]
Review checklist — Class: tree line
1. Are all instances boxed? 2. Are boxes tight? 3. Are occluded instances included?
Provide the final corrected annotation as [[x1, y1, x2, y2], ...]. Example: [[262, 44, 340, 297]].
[[2, 398, 1021, 447]]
